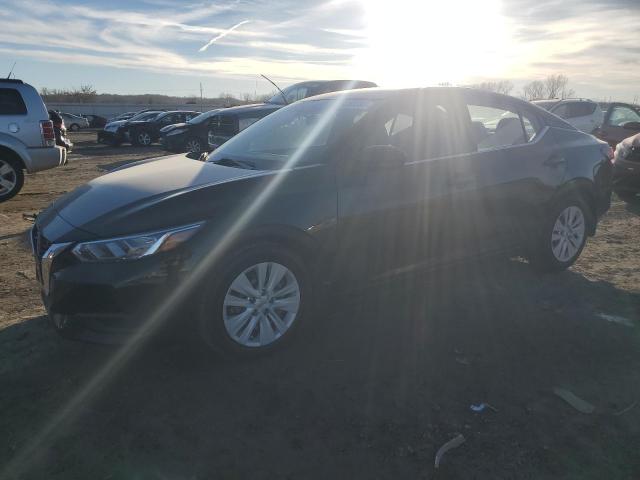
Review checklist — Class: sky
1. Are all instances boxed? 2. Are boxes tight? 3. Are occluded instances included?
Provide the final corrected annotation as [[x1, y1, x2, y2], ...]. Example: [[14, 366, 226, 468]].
[[0, 0, 638, 101]]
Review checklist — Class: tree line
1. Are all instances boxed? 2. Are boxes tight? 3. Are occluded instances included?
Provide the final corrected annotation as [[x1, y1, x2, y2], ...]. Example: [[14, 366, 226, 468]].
[[469, 74, 575, 100]]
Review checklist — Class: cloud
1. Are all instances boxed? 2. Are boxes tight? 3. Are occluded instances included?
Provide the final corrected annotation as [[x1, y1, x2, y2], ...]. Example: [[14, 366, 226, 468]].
[[199, 20, 252, 52]]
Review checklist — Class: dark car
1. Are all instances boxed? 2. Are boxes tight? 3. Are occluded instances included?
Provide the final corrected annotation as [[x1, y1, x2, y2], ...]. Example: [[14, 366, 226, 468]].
[[83, 114, 108, 128], [593, 102, 640, 148], [611, 132, 640, 203], [127, 110, 200, 146], [161, 80, 378, 154], [31, 87, 612, 357], [98, 110, 165, 145]]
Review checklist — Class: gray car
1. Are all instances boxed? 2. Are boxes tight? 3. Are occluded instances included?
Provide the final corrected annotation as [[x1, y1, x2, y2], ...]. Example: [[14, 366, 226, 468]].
[[0, 79, 66, 202]]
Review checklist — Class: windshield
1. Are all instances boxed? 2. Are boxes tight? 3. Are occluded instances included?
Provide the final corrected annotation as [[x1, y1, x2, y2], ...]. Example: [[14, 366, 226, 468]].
[[129, 111, 162, 121], [209, 96, 381, 169], [532, 100, 560, 111], [188, 109, 221, 124], [267, 83, 321, 105]]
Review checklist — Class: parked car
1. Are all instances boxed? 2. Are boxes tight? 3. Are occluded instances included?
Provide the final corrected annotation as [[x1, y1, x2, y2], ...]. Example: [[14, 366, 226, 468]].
[[0, 79, 65, 202], [82, 114, 108, 128], [127, 110, 200, 146], [60, 112, 90, 131], [593, 102, 640, 148], [161, 80, 378, 154], [98, 110, 165, 145], [532, 98, 603, 133], [32, 87, 612, 356], [611, 132, 640, 203]]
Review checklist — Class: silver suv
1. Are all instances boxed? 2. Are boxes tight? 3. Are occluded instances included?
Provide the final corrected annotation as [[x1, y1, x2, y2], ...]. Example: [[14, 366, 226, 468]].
[[0, 79, 66, 202]]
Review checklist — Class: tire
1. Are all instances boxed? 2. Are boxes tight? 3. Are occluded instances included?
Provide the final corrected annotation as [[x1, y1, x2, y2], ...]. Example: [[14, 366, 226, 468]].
[[185, 137, 202, 154], [615, 189, 639, 204], [527, 195, 593, 272], [69, 123, 80, 132], [197, 244, 313, 358], [134, 130, 153, 147], [0, 156, 24, 203]]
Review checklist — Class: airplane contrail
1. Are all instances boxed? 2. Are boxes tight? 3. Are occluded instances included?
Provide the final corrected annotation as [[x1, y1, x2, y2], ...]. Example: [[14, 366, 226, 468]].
[[199, 20, 251, 51]]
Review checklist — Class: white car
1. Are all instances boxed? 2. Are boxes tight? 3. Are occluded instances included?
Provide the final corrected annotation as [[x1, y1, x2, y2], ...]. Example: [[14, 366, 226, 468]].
[[60, 112, 90, 131], [532, 99, 603, 133]]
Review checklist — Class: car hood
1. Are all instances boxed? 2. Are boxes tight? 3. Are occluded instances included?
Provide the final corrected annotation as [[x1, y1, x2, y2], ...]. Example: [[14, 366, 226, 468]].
[[160, 122, 188, 133], [218, 103, 281, 115], [53, 154, 268, 237], [104, 119, 126, 130]]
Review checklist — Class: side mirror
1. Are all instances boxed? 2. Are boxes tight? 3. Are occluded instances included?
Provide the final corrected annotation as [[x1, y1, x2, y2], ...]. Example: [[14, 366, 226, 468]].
[[360, 144, 407, 170], [623, 121, 640, 130]]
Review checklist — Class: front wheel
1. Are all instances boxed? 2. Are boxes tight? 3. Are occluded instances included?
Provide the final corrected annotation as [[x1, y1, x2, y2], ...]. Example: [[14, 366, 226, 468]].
[[185, 138, 202, 154], [135, 130, 153, 146], [198, 245, 313, 357], [0, 157, 24, 203], [527, 196, 592, 272]]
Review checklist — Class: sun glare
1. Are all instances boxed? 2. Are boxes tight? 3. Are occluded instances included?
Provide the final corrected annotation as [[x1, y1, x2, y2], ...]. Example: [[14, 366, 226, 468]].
[[356, 0, 511, 87]]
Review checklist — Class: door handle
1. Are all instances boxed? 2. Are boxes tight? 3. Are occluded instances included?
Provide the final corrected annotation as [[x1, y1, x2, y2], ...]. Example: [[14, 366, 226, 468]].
[[543, 154, 566, 167]]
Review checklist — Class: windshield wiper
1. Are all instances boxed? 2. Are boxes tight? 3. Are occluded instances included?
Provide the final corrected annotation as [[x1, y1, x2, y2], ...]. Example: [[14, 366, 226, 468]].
[[210, 158, 257, 170]]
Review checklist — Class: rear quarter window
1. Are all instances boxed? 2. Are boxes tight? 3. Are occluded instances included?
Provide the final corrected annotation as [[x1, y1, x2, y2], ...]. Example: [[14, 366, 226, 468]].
[[0, 88, 27, 115]]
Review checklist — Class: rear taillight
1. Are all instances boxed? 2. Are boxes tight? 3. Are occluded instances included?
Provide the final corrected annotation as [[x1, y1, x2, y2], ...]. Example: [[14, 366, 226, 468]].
[[40, 120, 55, 147]]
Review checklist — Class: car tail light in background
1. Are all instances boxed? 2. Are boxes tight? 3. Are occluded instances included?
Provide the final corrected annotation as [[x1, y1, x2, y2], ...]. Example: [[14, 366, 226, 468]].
[[40, 120, 55, 147]]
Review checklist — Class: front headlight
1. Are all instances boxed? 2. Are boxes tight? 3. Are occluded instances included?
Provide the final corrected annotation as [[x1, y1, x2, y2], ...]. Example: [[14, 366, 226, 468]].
[[72, 223, 202, 262], [166, 128, 187, 136]]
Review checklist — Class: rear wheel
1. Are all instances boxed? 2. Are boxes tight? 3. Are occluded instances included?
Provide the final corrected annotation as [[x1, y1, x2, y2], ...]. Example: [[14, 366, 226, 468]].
[[198, 244, 313, 357], [527, 196, 592, 272], [135, 130, 153, 146], [0, 157, 24, 203]]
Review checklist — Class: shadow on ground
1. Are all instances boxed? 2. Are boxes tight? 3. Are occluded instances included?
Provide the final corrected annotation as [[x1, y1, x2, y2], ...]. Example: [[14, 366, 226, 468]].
[[1, 259, 639, 479]]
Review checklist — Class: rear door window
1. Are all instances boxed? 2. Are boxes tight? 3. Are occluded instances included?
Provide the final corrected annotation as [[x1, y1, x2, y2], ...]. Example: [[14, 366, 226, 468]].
[[0, 89, 28, 115], [467, 103, 540, 150]]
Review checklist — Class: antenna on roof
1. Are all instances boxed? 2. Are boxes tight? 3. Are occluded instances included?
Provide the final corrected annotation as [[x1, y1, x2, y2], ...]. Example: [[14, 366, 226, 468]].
[[6, 61, 16, 79], [260, 74, 288, 105]]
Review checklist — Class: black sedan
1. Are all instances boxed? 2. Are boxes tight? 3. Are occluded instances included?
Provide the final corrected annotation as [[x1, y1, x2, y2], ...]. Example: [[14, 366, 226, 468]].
[[160, 104, 278, 154], [32, 87, 612, 356], [127, 110, 200, 146], [612, 132, 640, 203], [98, 110, 165, 145]]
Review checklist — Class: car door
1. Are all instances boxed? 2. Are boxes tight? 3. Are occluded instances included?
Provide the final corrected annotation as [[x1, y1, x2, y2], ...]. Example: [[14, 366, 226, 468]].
[[596, 104, 640, 147], [456, 91, 565, 253], [336, 91, 477, 282]]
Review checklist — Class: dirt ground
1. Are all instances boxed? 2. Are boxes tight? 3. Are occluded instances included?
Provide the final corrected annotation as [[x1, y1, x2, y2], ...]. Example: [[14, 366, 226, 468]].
[[1, 131, 639, 479]]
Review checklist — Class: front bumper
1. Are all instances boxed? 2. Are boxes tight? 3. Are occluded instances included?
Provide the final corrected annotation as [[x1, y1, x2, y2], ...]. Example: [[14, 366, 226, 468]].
[[161, 133, 188, 152], [31, 225, 194, 344], [98, 129, 125, 144]]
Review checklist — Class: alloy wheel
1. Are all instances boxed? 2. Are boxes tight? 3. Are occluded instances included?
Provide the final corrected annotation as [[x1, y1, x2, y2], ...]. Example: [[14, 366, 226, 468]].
[[138, 132, 151, 145], [0, 160, 17, 197], [551, 206, 585, 262], [222, 262, 301, 348], [186, 139, 201, 153]]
